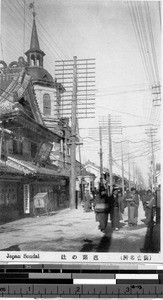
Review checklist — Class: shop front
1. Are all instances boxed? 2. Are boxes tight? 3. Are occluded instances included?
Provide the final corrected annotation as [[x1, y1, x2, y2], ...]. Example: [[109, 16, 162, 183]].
[[29, 176, 69, 216], [0, 168, 24, 224]]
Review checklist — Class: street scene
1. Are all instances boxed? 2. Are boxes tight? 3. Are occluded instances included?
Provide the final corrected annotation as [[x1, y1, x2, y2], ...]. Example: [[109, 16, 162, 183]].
[[0, 0, 161, 255], [0, 198, 160, 253]]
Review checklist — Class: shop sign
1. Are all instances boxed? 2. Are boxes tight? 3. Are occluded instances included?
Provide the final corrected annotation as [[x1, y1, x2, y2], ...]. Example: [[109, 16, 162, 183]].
[[24, 184, 30, 213], [34, 142, 53, 162]]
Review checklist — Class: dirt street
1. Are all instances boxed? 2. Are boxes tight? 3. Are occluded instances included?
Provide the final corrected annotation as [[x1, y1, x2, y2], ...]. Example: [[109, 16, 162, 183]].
[[0, 201, 150, 253]]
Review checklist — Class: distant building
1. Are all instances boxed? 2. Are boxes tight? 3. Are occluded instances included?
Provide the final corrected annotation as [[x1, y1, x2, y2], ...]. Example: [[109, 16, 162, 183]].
[[84, 160, 129, 191]]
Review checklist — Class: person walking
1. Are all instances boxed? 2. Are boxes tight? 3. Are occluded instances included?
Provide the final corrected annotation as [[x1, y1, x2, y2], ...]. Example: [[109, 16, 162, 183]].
[[94, 186, 110, 233], [84, 189, 92, 212], [126, 187, 139, 227], [142, 190, 148, 212], [144, 189, 156, 226], [118, 190, 125, 221], [109, 187, 122, 231]]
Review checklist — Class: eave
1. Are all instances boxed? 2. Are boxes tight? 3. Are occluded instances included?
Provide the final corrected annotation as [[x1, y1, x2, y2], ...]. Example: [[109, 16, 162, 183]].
[[1, 110, 63, 143]]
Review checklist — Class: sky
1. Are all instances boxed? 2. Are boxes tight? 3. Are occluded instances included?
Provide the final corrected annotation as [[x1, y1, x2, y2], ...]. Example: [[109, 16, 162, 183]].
[[0, 0, 161, 187]]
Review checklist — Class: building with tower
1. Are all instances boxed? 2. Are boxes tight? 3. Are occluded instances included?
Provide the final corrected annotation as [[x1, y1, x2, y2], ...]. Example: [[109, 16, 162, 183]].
[[0, 7, 95, 223], [24, 12, 72, 172], [0, 12, 71, 224]]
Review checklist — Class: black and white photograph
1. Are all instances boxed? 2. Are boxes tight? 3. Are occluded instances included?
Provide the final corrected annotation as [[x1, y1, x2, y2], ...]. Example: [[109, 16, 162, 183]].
[[0, 0, 161, 257]]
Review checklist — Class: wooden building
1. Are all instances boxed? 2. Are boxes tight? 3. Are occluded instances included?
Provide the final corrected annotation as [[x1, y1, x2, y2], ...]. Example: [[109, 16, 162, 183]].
[[0, 66, 69, 224]]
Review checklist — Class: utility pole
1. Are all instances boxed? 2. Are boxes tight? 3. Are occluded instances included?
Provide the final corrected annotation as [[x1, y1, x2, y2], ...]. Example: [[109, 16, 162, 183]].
[[70, 56, 77, 209], [127, 142, 131, 191], [99, 126, 103, 184], [90, 115, 121, 193], [121, 141, 125, 195], [151, 131, 156, 191], [132, 161, 135, 188], [108, 114, 113, 195], [135, 167, 137, 189], [128, 154, 131, 191], [55, 57, 95, 208], [145, 127, 157, 191]]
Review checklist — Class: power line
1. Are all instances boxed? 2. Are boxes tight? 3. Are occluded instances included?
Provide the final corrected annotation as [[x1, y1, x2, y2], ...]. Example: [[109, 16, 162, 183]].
[[82, 136, 160, 144], [96, 87, 150, 96], [145, 2, 160, 83], [114, 147, 160, 163], [96, 82, 150, 91], [95, 105, 147, 119], [6, 0, 65, 65], [128, 2, 153, 85]]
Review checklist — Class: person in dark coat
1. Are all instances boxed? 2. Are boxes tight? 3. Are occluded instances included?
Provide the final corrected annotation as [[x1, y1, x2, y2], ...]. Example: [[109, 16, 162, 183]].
[[144, 189, 156, 226], [94, 186, 110, 233], [109, 187, 122, 231]]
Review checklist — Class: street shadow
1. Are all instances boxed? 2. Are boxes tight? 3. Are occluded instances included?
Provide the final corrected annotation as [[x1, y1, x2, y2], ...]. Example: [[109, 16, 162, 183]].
[[95, 222, 113, 252], [80, 239, 95, 252], [0, 244, 20, 251], [80, 222, 114, 252], [95, 235, 112, 252], [141, 223, 160, 253]]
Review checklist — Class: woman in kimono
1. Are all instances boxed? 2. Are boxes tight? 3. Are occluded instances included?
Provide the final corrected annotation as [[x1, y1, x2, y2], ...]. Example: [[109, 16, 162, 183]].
[[84, 190, 92, 212], [126, 187, 139, 227]]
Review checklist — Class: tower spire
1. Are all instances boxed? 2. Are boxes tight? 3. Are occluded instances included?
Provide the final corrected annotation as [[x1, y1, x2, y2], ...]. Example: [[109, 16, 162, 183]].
[[25, 1, 45, 67], [30, 13, 40, 51]]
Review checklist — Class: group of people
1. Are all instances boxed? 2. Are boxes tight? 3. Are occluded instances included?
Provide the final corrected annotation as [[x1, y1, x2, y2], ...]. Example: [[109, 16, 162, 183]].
[[94, 185, 126, 233], [82, 184, 157, 233], [93, 185, 143, 233]]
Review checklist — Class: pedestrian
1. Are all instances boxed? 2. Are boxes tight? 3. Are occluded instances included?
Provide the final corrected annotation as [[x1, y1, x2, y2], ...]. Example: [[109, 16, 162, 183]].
[[144, 189, 156, 226], [94, 186, 110, 233], [118, 190, 125, 221], [92, 187, 98, 211], [83, 189, 93, 212], [123, 189, 130, 216], [126, 187, 139, 227], [109, 187, 122, 231], [142, 190, 148, 212]]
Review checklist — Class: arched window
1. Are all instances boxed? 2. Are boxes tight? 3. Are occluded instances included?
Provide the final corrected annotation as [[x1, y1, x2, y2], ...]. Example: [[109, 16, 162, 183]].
[[43, 93, 51, 116], [30, 54, 35, 66]]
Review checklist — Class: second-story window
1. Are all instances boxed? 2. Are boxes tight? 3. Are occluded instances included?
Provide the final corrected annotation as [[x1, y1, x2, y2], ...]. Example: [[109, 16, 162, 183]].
[[43, 93, 51, 116]]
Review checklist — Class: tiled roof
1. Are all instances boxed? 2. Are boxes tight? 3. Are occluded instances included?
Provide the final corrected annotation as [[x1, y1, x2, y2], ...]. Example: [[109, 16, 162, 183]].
[[0, 68, 44, 125], [7, 157, 69, 178], [78, 168, 95, 177], [0, 69, 27, 115], [0, 162, 24, 175]]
